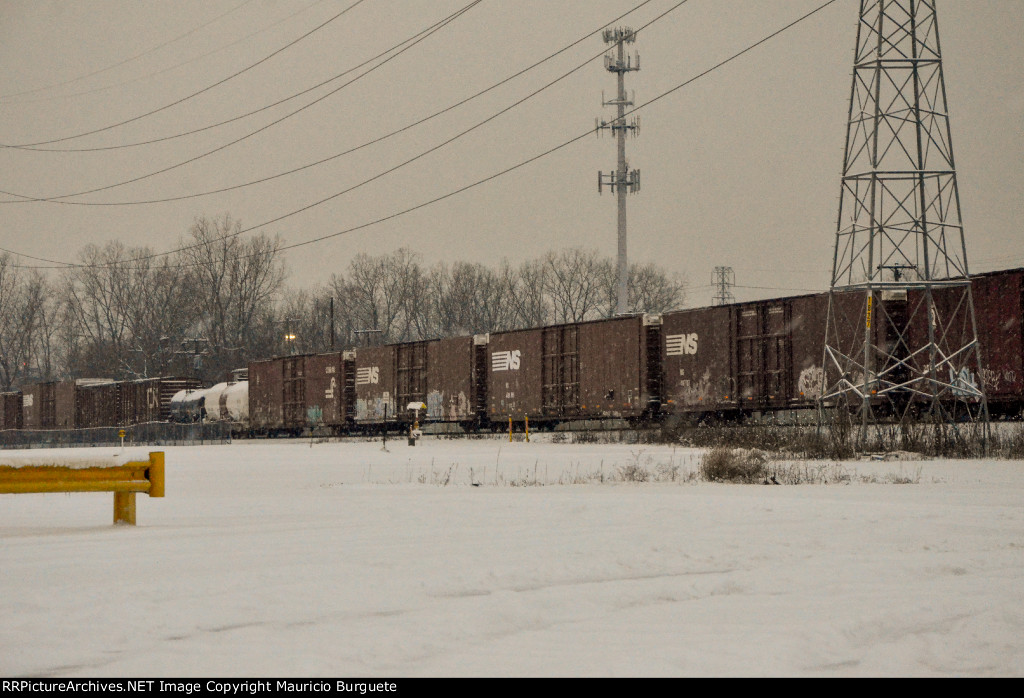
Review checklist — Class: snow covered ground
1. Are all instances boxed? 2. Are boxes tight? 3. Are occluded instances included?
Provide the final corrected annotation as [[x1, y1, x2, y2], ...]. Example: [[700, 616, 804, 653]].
[[2, 435, 1022, 677]]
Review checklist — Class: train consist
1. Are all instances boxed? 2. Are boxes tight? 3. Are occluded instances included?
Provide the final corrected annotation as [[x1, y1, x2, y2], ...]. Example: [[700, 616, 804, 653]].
[[2, 267, 1022, 438], [0, 377, 202, 432]]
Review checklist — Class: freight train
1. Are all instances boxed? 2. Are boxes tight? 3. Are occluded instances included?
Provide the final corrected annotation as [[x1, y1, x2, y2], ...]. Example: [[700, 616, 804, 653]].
[[2, 267, 1022, 439]]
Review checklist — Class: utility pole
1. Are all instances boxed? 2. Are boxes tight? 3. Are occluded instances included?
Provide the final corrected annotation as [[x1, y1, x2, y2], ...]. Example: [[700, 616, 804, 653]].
[[711, 266, 735, 306], [820, 0, 988, 448], [176, 337, 209, 385], [596, 27, 641, 316]]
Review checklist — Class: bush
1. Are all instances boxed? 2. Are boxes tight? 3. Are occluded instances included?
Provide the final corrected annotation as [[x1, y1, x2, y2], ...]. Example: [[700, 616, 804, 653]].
[[699, 447, 772, 483]]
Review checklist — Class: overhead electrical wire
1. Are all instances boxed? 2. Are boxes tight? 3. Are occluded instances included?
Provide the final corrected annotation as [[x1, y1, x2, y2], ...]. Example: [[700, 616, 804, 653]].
[[2, 2, 406, 153], [1, 0, 658, 207], [5, 0, 841, 270], [0, 0, 369, 149], [0, 0, 257, 102], [0, 0, 483, 205], [0, 0, 335, 110], [239, 0, 846, 263], [2, 0, 675, 269]]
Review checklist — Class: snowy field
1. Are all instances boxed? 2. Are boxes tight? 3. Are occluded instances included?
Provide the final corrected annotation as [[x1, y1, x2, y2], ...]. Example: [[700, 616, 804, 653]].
[[1, 435, 1022, 678]]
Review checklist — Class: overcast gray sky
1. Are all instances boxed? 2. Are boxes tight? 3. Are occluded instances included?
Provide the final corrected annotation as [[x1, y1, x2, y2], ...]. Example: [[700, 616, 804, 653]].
[[0, 0, 1021, 305]]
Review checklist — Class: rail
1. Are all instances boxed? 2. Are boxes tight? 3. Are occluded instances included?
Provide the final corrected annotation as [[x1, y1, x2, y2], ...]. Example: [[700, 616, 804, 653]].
[[0, 451, 165, 525]]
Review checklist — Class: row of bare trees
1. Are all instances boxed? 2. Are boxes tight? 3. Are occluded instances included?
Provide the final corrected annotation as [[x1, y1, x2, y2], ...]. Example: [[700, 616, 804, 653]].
[[1, 215, 686, 389], [279, 246, 687, 354]]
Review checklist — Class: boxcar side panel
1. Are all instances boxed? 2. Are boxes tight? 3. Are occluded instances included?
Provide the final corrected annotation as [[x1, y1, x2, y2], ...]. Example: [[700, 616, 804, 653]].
[[305, 353, 346, 427], [487, 328, 544, 421], [0, 392, 23, 430], [972, 269, 1024, 406], [249, 359, 284, 431], [661, 305, 733, 415], [55, 381, 78, 430], [577, 316, 644, 418], [354, 345, 397, 423], [789, 293, 830, 407], [426, 337, 474, 422]]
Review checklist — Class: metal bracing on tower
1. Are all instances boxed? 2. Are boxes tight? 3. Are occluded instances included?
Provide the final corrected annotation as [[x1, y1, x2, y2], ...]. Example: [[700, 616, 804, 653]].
[[712, 266, 736, 306], [596, 27, 641, 316], [820, 0, 988, 445]]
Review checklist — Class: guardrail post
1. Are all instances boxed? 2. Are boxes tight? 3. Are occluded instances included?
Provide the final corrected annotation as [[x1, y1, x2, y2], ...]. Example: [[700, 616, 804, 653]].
[[113, 491, 136, 525]]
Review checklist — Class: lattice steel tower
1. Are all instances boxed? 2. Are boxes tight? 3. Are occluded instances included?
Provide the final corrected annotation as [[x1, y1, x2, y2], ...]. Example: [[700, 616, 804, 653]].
[[596, 27, 641, 316], [711, 266, 735, 306], [820, 0, 987, 442]]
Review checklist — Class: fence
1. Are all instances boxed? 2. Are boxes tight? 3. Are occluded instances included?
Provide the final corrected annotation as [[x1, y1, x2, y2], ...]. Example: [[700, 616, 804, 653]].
[[0, 422, 231, 449]]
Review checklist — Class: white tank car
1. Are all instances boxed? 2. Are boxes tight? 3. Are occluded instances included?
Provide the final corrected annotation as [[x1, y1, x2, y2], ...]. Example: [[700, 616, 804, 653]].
[[170, 387, 208, 422], [202, 383, 230, 421], [221, 381, 249, 423]]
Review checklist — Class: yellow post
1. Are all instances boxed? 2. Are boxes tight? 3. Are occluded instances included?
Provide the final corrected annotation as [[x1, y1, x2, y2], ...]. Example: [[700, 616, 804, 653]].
[[509, 416, 513, 442], [147, 451, 165, 498], [113, 491, 136, 525], [525, 414, 529, 442]]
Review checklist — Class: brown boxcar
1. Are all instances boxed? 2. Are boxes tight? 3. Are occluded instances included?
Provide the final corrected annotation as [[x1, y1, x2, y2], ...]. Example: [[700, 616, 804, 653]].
[[661, 291, 865, 421], [487, 314, 662, 425], [353, 344, 399, 424], [23, 382, 56, 429], [0, 392, 23, 430], [120, 377, 201, 425], [350, 338, 486, 428], [249, 352, 355, 434], [303, 351, 355, 429], [54, 380, 78, 429], [249, 358, 284, 432], [77, 381, 120, 428], [968, 268, 1024, 414], [425, 335, 487, 425], [660, 303, 735, 416]]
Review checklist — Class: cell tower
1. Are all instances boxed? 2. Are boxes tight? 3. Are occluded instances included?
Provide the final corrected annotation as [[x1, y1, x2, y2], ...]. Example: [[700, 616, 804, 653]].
[[820, 0, 988, 445], [596, 27, 641, 316], [711, 266, 735, 306]]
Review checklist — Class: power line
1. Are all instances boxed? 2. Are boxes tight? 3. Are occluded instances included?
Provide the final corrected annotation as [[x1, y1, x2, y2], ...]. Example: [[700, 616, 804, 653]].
[[0, 0, 258, 101], [5, 0, 841, 271], [0, 0, 657, 207], [0, 0, 335, 110], [0, 0, 482, 204], [0, 0, 369, 149], [3, 0, 680, 270]]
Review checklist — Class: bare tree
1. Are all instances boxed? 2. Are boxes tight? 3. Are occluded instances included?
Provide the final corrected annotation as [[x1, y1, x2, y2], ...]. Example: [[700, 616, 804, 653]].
[[0, 254, 52, 389], [499, 259, 550, 330], [542, 248, 611, 324], [418, 261, 515, 338], [178, 214, 286, 379], [599, 260, 688, 316], [62, 242, 137, 377], [334, 248, 423, 345]]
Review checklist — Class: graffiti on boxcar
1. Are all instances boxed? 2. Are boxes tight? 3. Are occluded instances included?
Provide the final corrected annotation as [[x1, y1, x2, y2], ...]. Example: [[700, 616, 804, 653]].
[[325, 376, 337, 399], [427, 390, 469, 420], [981, 367, 1018, 391], [798, 366, 825, 399], [678, 369, 712, 405], [950, 367, 980, 398], [355, 393, 394, 420]]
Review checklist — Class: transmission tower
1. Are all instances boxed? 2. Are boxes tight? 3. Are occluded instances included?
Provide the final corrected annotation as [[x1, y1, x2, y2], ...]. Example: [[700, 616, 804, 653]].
[[820, 0, 988, 446], [596, 27, 641, 316], [711, 266, 735, 305]]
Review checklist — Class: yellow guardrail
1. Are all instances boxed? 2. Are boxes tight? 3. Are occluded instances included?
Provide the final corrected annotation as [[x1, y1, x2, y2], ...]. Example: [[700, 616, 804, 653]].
[[0, 451, 165, 525]]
